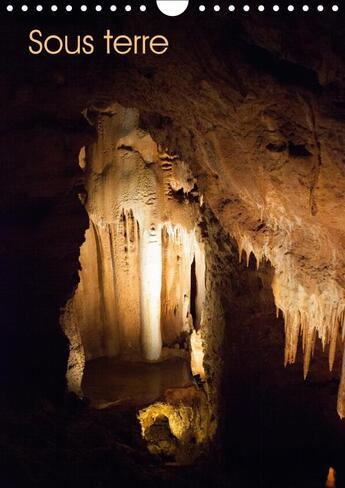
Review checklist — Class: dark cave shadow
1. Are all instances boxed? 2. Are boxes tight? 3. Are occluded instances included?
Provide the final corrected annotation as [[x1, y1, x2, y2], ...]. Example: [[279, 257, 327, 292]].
[[220, 253, 345, 488]]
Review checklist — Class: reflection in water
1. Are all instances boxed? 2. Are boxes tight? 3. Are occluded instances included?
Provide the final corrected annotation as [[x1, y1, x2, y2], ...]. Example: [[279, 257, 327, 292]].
[[82, 356, 193, 409]]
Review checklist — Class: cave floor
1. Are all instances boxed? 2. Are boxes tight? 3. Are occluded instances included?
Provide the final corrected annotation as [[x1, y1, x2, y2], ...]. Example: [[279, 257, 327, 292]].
[[82, 355, 194, 409]]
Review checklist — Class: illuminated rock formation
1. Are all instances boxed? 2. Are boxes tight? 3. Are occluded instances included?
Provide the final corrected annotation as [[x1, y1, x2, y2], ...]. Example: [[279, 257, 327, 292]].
[[138, 386, 215, 463], [326, 467, 336, 488], [62, 62, 345, 421], [190, 330, 205, 379], [140, 225, 163, 361], [233, 219, 345, 416], [61, 104, 206, 393]]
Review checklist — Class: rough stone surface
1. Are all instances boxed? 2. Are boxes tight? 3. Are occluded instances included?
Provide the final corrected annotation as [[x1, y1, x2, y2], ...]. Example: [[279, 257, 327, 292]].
[[138, 385, 215, 464]]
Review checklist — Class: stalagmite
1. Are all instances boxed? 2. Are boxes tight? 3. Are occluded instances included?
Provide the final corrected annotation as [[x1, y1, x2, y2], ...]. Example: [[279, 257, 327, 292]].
[[140, 226, 163, 360]]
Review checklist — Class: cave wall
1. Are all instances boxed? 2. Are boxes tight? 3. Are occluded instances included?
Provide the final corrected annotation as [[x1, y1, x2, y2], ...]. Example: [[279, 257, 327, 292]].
[[0, 121, 91, 404]]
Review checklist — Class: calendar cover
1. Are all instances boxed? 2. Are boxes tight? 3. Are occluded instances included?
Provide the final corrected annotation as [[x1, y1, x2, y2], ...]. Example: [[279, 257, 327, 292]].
[[0, 1, 344, 487]]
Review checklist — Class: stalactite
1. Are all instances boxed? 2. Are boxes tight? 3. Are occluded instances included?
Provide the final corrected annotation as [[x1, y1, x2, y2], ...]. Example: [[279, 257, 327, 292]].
[[190, 329, 205, 378], [161, 225, 188, 345], [234, 229, 345, 416], [274, 270, 345, 383], [337, 345, 345, 419], [61, 104, 206, 393], [303, 326, 316, 380], [194, 239, 206, 330], [113, 210, 141, 354], [283, 309, 300, 368], [329, 315, 340, 372], [91, 220, 107, 356], [161, 224, 200, 344]]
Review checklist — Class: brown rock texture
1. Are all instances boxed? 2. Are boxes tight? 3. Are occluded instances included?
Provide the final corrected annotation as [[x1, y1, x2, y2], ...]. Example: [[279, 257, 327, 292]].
[[2, 9, 345, 487], [138, 385, 215, 464]]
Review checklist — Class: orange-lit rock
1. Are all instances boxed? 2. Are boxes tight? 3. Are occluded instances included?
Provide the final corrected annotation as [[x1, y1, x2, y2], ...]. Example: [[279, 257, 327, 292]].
[[61, 105, 207, 393], [326, 467, 336, 488]]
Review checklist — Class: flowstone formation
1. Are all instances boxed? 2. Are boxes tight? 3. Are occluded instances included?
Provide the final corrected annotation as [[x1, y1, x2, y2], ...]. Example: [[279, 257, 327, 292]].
[[59, 103, 220, 459], [61, 102, 206, 372]]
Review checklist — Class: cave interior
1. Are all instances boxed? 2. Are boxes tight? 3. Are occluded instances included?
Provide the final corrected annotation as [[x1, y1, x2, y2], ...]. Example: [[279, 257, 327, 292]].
[[2, 8, 345, 488]]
